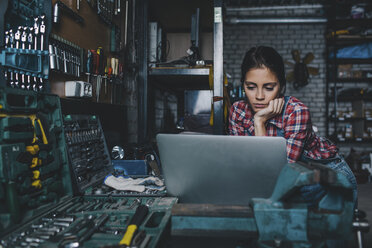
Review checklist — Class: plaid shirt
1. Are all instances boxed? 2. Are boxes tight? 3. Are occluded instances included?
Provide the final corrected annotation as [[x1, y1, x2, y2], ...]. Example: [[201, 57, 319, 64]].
[[228, 96, 338, 163]]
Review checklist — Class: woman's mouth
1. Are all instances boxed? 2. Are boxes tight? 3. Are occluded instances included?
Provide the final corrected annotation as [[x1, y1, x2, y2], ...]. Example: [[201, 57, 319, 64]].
[[253, 104, 267, 108]]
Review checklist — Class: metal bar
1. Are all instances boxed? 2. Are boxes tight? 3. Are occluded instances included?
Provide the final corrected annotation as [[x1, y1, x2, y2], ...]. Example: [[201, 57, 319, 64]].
[[213, 0, 224, 135], [227, 17, 327, 24], [149, 68, 209, 76], [137, 0, 148, 143], [226, 4, 324, 12], [172, 204, 253, 218], [0, 0, 8, 87]]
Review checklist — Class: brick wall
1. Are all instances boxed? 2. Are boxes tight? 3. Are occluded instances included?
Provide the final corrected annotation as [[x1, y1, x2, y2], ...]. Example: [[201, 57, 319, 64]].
[[224, 23, 328, 136]]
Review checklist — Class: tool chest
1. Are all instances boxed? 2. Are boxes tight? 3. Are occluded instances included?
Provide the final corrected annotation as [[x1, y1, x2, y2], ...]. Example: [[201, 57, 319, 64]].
[[0, 87, 177, 247], [63, 114, 167, 197]]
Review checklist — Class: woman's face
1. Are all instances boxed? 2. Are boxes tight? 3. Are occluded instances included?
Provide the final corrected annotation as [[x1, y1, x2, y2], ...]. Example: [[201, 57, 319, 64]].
[[243, 67, 281, 113]]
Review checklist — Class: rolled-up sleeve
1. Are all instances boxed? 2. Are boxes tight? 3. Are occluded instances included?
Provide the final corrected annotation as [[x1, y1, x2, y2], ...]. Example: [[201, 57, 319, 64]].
[[228, 104, 240, 135], [284, 106, 312, 162]]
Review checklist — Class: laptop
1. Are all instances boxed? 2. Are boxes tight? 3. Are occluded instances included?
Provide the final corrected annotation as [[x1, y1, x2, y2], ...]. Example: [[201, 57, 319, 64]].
[[156, 134, 287, 205]]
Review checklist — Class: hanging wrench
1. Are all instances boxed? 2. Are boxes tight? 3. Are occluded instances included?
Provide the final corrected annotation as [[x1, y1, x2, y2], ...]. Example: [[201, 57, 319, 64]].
[[39, 15, 46, 50], [34, 17, 39, 51], [14, 27, 21, 49]]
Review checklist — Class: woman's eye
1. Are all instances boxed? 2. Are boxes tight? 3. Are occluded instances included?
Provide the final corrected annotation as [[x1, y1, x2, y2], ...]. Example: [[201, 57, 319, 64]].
[[246, 86, 255, 90], [265, 87, 274, 91]]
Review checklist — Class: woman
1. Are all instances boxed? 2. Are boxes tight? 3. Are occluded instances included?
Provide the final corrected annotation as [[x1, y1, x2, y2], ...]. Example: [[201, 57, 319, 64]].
[[228, 46, 357, 205]]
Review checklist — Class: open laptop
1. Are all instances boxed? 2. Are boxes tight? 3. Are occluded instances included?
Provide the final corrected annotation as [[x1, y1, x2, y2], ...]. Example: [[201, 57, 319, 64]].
[[156, 134, 287, 205]]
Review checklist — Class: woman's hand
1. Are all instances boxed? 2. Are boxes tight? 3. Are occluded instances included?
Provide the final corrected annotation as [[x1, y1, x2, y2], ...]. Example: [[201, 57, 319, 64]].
[[254, 98, 285, 126]]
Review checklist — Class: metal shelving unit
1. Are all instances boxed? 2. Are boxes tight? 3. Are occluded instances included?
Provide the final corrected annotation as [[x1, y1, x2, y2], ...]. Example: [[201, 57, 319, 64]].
[[148, 67, 211, 90], [139, 0, 224, 142], [326, 13, 372, 143]]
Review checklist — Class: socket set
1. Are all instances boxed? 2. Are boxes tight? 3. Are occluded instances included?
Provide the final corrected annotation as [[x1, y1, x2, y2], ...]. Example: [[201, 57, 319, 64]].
[[63, 115, 112, 194], [1, 0, 52, 91], [63, 114, 166, 197], [3, 15, 49, 91], [0, 196, 178, 248], [49, 34, 83, 77]]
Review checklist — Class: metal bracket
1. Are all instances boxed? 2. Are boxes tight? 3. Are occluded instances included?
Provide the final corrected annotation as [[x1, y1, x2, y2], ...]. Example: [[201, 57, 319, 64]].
[[0, 48, 49, 78]]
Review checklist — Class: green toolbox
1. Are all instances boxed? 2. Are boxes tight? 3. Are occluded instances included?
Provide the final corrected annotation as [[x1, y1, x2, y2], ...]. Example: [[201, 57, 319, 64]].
[[0, 88, 177, 248]]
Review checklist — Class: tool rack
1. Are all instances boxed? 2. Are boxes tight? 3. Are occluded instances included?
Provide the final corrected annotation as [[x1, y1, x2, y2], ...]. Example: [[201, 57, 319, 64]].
[[0, 0, 52, 92]]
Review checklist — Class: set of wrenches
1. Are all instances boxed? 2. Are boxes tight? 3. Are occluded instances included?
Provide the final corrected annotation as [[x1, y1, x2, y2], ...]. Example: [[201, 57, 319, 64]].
[[65, 128, 102, 145], [49, 38, 82, 77], [0, 197, 155, 247], [4, 15, 47, 91]]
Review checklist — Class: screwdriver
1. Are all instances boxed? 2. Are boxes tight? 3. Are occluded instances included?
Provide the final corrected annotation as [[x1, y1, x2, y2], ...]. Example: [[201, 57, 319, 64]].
[[119, 204, 149, 246]]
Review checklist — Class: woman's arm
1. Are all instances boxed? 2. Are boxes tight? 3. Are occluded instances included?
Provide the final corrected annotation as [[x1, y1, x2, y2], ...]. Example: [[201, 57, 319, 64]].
[[285, 106, 311, 162], [228, 103, 242, 135], [254, 98, 284, 136]]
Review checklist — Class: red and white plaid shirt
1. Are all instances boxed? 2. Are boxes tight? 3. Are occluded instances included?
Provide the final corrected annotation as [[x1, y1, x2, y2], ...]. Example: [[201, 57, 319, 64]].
[[228, 96, 338, 163]]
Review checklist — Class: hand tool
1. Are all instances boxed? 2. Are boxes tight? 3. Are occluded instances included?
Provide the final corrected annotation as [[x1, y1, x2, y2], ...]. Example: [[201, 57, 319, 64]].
[[21, 27, 27, 50], [63, 49, 68, 74], [119, 204, 149, 246], [33, 17, 39, 51], [76, 51, 81, 77], [49, 44, 57, 70], [96, 75, 102, 102], [110, 198, 128, 210], [9, 29, 14, 48], [53, 1, 85, 24], [145, 198, 155, 207], [97, 47, 105, 75], [28, 27, 33, 50], [59, 214, 109, 247], [129, 198, 141, 209], [20, 27, 27, 89], [131, 230, 146, 247], [39, 15, 46, 50], [42, 217, 75, 223], [33, 19, 39, 91], [14, 71, 20, 88], [14, 27, 21, 49], [27, 28, 34, 89], [5, 30, 9, 47]]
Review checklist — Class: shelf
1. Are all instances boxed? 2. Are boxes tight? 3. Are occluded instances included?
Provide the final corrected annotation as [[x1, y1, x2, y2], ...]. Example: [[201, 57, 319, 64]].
[[334, 138, 372, 144], [60, 97, 125, 114], [327, 18, 372, 28], [329, 117, 372, 122], [329, 78, 372, 83], [329, 58, 372, 64], [328, 95, 372, 102], [148, 67, 211, 90], [327, 35, 372, 45]]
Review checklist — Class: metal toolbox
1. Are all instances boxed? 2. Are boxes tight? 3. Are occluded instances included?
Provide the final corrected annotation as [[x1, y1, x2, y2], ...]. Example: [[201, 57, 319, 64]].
[[0, 88, 177, 247], [0, 87, 73, 236], [63, 114, 167, 198]]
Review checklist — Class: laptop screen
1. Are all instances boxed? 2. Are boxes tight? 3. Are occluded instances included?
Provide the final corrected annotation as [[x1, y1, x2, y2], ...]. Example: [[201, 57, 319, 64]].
[[157, 134, 287, 205]]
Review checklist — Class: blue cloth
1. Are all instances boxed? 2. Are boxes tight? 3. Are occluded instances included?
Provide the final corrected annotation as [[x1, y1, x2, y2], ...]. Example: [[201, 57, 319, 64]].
[[329, 42, 372, 59]]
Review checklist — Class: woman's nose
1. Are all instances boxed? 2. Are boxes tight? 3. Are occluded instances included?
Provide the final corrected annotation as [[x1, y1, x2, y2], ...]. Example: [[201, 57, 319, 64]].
[[255, 89, 264, 100]]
